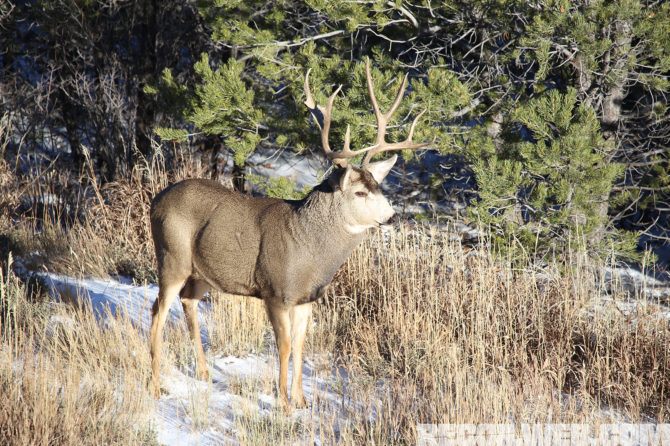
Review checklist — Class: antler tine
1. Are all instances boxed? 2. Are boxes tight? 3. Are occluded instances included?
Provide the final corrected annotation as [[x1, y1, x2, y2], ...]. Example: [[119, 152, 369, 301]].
[[303, 68, 317, 111], [407, 109, 426, 141], [365, 59, 382, 124], [365, 58, 409, 146], [342, 125, 351, 152], [304, 69, 347, 166], [360, 58, 428, 166], [320, 84, 342, 155], [386, 74, 409, 122], [362, 109, 428, 166]]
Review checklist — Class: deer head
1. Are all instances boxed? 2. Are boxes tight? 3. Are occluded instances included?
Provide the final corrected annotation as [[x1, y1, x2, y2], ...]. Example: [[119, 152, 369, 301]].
[[304, 58, 428, 232]]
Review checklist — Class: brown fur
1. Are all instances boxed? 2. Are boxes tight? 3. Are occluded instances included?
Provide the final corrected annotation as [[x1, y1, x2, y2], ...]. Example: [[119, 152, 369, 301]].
[[148, 168, 387, 408]]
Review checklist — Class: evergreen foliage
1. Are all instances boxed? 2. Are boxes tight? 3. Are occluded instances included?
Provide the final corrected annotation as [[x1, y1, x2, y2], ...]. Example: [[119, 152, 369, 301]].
[[246, 174, 311, 200], [4, 0, 669, 262], [471, 89, 629, 259], [152, 0, 667, 260]]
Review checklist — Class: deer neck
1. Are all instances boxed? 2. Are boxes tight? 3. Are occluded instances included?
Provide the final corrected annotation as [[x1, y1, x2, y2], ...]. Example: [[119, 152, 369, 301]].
[[292, 191, 366, 257]]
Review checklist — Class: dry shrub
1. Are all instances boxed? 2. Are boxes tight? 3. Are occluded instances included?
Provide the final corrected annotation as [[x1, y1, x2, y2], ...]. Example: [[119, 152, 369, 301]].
[[161, 293, 269, 377], [573, 309, 670, 418], [206, 293, 269, 356], [234, 405, 305, 446], [1, 151, 668, 444], [1, 148, 206, 281], [0, 159, 18, 216]]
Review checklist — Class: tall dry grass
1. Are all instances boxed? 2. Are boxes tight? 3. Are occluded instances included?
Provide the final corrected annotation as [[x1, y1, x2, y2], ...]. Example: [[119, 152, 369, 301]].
[[1, 149, 668, 444], [0, 259, 157, 445], [314, 227, 670, 443]]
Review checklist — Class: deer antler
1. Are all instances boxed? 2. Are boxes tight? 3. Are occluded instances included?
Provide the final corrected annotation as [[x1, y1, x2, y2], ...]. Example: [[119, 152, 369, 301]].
[[304, 69, 347, 168], [304, 58, 428, 168], [360, 59, 429, 166]]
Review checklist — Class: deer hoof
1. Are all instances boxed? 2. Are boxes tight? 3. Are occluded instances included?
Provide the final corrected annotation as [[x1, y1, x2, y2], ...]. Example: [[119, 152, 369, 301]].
[[196, 367, 210, 381], [293, 395, 309, 409], [151, 384, 169, 399]]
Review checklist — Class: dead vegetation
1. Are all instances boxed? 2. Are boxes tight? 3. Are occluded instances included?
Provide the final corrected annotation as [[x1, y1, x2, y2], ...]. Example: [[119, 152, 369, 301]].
[[322, 229, 669, 442], [0, 152, 668, 445], [0, 260, 157, 445]]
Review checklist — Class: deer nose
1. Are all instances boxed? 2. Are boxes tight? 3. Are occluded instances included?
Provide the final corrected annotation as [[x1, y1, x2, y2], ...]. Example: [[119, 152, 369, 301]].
[[386, 212, 399, 225]]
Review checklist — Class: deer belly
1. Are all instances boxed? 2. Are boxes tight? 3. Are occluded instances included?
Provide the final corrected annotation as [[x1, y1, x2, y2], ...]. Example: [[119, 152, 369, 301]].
[[294, 284, 328, 305], [192, 258, 258, 297]]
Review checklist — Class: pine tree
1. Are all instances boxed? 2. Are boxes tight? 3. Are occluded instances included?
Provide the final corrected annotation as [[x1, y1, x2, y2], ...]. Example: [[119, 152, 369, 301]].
[[151, 1, 471, 188], [471, 88, 638, 260], [146, 0, 669, 261]]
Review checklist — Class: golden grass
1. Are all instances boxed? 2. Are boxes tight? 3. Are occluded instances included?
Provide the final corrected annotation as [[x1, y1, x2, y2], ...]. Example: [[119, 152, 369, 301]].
[[1, 153, 668, 444], [234, 406, 305, 446], [205, 294, 268, 357], [316, 227, 670, 442], [1, 148, 205, 282], [0, 260, 158, 445]]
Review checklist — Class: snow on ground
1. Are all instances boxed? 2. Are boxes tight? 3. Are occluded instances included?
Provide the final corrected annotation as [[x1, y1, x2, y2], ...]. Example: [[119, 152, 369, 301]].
[[603, 266, 670, 302], [42, 273, 360, 445], [36, 268, 670, 443], [43, 274, 167, 331], [247, 147, 328, 190], [593, 267, 670, 322]]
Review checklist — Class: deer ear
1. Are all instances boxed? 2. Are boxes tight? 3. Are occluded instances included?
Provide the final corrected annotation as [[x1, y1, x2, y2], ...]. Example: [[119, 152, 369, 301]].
[[364, 154, 397, 184], [339, 165, 353, 191]]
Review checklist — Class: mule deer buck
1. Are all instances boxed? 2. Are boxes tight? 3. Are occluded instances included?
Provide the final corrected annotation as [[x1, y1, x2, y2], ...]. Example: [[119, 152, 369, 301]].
[[149, 59, 428, 408]]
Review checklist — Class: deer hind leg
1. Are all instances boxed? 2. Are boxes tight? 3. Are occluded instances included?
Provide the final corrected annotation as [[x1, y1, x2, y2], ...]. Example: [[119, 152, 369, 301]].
[[265, 301, 292, 410], [290, 302, 313, 409], [150, 276, 185, 398], [179, 278, 210, 381]]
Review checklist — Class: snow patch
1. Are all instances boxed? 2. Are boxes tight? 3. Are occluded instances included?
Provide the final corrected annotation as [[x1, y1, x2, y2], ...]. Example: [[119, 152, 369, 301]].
[[41, 273, 366, 445]]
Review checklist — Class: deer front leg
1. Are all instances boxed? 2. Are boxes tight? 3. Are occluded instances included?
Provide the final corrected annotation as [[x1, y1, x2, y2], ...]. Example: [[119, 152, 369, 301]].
[[266, 302, 291, 410], [290, 302, 313, 409]]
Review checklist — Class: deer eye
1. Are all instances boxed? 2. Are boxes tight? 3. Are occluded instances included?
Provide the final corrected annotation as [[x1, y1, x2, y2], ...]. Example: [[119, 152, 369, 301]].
[[355, 191, 368, 198]]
